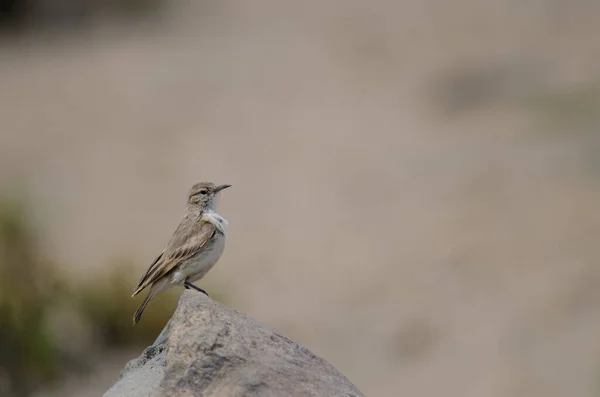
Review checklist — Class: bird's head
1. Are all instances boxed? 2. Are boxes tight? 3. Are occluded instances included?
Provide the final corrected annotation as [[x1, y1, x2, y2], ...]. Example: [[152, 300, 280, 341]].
[[187, 182, 231, 210]]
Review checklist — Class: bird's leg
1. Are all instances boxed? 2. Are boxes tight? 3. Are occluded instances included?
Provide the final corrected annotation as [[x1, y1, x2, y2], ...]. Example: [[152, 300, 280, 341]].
[[184, 281, 209, 296]]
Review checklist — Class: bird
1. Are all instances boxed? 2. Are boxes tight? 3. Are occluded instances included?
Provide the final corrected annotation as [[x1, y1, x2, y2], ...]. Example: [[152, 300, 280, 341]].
[[131, 182, 231, 324]]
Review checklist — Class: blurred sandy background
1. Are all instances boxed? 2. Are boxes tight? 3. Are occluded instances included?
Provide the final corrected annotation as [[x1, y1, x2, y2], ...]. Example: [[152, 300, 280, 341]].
[[1, 1, 600, 396]]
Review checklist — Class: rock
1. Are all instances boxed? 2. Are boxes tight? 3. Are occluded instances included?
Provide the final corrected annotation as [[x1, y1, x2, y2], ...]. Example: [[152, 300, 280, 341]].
[[104, 290, 365, 397]]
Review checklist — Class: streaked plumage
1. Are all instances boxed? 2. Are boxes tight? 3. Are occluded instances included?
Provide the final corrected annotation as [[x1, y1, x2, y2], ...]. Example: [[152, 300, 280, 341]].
[[131, 182, 231, 324]]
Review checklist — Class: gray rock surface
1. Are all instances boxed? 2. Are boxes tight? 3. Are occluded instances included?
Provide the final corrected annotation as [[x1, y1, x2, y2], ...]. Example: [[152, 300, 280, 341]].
[[104, 291, 365, 397]]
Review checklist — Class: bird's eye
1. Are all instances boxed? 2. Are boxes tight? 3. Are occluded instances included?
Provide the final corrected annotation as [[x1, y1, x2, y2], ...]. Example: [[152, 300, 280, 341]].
[[199, 189, 208, 195]]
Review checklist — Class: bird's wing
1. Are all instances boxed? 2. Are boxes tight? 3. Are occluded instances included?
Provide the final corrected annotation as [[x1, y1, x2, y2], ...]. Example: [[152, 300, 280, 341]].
[[132, 218, 216, 296]]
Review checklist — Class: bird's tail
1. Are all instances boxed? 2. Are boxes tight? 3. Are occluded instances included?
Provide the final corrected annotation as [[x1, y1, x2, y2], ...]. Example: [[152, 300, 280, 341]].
[[133, 288, 156, 325]]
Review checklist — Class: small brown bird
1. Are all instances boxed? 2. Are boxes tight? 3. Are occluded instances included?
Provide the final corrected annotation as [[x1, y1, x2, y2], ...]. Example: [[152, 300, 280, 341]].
[[131, 182, 231, 324]]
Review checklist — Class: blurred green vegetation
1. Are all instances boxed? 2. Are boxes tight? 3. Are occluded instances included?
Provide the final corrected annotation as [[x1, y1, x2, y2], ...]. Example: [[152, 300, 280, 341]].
[[0, 198, 60, 397], [525, 82, 600, 132], [523, 81, 600, 178], [0, 194, 218, 397], [77, 262, 180, 348]]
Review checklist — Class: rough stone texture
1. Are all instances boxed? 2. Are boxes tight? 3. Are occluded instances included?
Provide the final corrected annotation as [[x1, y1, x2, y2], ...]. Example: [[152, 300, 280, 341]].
[[104, 291, 365, 397]]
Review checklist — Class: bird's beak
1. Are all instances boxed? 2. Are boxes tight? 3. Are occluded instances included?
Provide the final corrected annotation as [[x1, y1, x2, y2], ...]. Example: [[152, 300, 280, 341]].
[[214, 184, 231, 193]]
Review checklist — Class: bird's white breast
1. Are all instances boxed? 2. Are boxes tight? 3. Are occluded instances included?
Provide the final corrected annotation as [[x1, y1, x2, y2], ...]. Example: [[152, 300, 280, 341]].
[[169, 210, 229, 285], [171, 229, 226, 284], [201, 210, 229, 234]]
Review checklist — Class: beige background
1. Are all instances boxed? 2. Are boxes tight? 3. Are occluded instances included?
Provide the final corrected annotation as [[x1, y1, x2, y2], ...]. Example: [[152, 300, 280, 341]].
[[2, 1, 600, 396]]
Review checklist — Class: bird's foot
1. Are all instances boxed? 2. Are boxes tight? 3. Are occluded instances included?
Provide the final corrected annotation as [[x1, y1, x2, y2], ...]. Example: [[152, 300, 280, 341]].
[[184, 281, 209, 296]]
